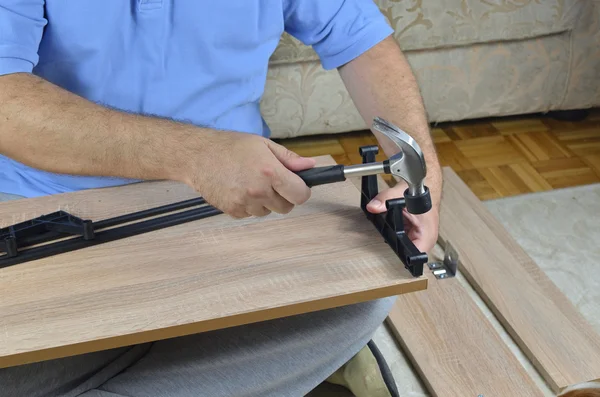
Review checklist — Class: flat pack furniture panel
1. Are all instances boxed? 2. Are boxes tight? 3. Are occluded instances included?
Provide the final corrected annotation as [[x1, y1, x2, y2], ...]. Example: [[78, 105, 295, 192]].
[[438, 167, 600, 393], [0, 155, 426, 369], [387, 270, 545, 396], [347, 175, 544, 396]]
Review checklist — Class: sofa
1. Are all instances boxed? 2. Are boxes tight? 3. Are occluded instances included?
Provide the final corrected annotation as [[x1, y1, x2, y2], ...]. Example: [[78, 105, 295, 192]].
[[261, 0, 600, 139]]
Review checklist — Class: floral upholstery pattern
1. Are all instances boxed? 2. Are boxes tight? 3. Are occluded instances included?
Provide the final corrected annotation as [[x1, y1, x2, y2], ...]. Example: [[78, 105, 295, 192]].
[[269, 0, 580, 65], [562, 1, 600, 109], [263, 32, 571, 138], [261, 0, 600, 138]]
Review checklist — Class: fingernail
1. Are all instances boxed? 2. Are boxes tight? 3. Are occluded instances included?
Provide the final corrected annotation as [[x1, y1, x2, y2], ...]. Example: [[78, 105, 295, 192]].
[[370, 199, 382, 208]]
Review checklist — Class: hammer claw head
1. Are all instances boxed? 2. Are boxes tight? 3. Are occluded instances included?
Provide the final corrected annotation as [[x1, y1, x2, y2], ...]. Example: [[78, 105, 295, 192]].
[[371, 117, 427, 195]]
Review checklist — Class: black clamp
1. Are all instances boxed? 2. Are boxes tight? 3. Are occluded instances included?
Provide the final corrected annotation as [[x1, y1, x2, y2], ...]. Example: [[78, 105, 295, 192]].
[[0, 198, 221, 269], [359, 145, 427, 277], [0, 211, 95, 259]]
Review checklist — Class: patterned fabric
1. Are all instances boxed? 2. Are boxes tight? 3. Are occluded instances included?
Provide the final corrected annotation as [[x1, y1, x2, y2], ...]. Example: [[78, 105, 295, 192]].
[[269, 0, 580, 65], [262, 0, 600, 138], [263, 32, 572, 138], [562, 1, 600, 109]]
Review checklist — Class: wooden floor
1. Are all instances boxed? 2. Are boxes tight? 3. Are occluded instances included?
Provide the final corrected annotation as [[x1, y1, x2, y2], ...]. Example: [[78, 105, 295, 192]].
[[277, 109, 600, 200]]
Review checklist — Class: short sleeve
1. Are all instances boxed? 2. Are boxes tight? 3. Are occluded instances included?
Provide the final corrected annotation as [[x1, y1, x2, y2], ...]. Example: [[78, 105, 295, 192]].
[[0, 0, 47, 76], [283, 0, 393, 70]]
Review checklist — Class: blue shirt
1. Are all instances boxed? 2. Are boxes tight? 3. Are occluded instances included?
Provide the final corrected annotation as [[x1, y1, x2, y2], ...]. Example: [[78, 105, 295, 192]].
[[0, 0, 392, 197]]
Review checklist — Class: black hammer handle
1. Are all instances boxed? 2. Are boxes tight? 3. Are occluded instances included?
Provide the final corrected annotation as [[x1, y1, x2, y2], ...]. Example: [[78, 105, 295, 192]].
[[294, 165, 346, 187]]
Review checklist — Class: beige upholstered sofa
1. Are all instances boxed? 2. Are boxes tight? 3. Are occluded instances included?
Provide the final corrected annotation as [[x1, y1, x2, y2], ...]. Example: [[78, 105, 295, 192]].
[[261, 0, 600, 139]]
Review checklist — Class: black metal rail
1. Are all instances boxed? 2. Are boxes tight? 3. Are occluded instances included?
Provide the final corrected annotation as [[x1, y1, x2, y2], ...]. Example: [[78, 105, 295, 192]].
[[95, 197, 206, 229], [0, 198, 221, 268]]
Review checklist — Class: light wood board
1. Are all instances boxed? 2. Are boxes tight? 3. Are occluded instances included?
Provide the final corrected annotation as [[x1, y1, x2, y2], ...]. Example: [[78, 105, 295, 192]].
[[438, 167, 600, 393], [387, 266, 545, 396], [0, 155, 426, 369], [348, 175, 544, 396]]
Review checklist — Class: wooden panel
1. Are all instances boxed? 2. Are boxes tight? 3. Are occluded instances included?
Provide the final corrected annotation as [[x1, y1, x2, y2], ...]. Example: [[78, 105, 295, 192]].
[[584, 155, 600, 178], [478, 166, 531, 196], [505, 163, 553, 192], [431, 127, 451, 143], [438, 167, 600, 393], [444, 123, 499, 140], [346, 175, 543, 396], [454, 136, 528, 168], [0, 156, 426, 369], [455, 169, 499, 200], [506, 131, 572, 162], [552, 127, 600, 142], [533, 157, 600, 189], [493, 118, 550, 135], [387, 271, 544, 397], [434, 142, 474, 171], [566, 140, 600, 157]]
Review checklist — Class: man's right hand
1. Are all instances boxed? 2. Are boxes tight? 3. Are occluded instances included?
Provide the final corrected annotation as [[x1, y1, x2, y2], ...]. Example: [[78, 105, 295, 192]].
[[0, 73, 315, 216], [180, 131, 316, 219]]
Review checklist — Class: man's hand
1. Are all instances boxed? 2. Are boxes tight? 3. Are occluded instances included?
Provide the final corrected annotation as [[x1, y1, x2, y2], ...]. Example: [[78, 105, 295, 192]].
[[338, 36, 443, 254], [365, 181, 439, 253], [180, 131, 315, 219], [0, 73, 315, 219]]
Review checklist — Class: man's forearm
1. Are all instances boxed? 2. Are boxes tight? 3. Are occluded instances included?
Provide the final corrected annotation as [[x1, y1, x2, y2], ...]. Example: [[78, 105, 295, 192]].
[[0, 73, 207, 183], [339, 36, 442, 207]]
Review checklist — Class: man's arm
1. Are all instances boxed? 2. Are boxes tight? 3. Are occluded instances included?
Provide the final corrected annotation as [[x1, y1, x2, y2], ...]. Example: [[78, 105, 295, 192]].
[[0, 73, 314, 217], [338, 36, 442, 207], [0, 73, 195, 182], [338, 36, 442, 251]]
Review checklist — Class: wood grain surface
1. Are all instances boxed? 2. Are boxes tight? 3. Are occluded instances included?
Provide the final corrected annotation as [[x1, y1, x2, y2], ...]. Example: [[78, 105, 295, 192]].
[[438, 167, 600, 393], [387, 264, 545, 397], [0, 156, 426, 369], [347, 175, 544, 396]]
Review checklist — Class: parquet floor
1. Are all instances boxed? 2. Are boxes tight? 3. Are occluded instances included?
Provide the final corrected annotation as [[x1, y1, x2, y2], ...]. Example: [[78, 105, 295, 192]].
[[277, 109, 600, 200]]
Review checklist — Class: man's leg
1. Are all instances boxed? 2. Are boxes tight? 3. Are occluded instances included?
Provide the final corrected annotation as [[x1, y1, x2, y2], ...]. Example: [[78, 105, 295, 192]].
[[85, 297, 397, 397], [0, 345, 152, 397]]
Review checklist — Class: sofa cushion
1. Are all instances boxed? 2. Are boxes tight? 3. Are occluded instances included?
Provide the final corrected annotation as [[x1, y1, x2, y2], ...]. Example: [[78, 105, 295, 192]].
[[270, 0, 583, 65]]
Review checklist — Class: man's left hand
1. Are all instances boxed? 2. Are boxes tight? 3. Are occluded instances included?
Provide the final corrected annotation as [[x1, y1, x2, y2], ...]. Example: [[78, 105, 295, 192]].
[[365, 181, 439, 254]]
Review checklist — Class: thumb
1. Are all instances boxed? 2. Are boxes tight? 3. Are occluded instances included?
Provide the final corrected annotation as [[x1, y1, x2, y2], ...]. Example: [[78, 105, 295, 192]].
[[267, 141, 316, 171], [366, 185, 405, 214]]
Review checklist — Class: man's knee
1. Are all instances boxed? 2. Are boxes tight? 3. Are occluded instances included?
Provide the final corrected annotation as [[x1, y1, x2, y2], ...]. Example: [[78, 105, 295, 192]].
[[343, 296, 397, 325]]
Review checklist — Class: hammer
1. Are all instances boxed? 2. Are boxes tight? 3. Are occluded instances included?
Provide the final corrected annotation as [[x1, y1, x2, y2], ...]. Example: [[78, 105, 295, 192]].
[[295, 117, 432, 215]]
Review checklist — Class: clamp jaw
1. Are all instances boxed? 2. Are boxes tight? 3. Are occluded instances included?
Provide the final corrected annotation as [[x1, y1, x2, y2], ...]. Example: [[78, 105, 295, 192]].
[[294, 116, 433, 276]]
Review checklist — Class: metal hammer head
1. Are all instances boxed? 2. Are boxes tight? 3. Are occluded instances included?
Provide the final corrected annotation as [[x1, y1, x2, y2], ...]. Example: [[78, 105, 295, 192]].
[[371, 117, 432, 214]]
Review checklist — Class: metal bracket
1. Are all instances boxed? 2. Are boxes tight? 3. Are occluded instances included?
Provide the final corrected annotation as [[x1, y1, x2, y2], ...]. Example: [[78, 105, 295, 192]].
[[428, 242, 459, 279]]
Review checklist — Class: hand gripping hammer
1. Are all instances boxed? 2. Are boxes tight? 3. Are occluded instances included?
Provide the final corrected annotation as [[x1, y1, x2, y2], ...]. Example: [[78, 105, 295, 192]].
[[295, 117, 432, 215]]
